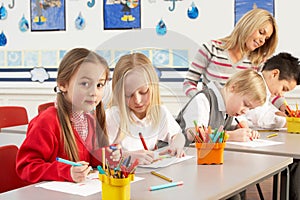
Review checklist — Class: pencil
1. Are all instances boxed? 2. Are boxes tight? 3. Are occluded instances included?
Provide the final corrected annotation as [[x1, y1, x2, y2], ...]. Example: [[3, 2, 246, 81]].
[[149, 181, 184, 191], [102, 147, 105, 170], [56, 157, 83, 166], [151, 171, 173, 182], [234, 118, 244, 128], [284, 100, 293, 116], [257, 129, 279, 132], [188, 129, 202, 143], [139, 132, 148, 150], [267, 133, 278, 138]]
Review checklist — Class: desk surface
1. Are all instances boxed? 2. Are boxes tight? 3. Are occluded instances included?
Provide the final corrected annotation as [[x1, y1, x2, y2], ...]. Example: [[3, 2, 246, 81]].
[[0, 132, 26, 148], [0, 149, 292, 200], [226, 131, 300, 159]]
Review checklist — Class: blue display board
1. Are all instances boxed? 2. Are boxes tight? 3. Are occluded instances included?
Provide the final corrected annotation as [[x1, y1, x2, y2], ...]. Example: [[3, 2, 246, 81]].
[[104, 0, 141, 30], [235, 0, 274, 25]]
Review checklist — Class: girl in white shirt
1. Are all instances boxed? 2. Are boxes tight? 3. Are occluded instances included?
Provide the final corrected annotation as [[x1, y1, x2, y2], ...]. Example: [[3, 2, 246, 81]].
[[106, 53, 185, 165]]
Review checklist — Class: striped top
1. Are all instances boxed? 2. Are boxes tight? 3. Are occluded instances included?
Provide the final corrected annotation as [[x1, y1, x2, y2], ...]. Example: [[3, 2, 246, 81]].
[[183, 40, 259, 97]]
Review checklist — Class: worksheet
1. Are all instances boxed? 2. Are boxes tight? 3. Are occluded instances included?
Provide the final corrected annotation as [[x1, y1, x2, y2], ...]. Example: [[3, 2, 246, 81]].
[[35, 172, 144, 196], [138, 155, 194, 169], [226, 139, 283, 148]]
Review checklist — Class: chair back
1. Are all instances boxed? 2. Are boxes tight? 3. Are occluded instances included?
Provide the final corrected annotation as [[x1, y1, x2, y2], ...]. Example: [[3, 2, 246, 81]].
[[0, 106, 29, 130], [0, 145, 30, 193], [38, 102, 54, 114]]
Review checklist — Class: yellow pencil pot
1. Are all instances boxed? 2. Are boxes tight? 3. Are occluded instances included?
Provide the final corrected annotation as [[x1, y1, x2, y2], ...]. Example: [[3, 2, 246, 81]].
[[99, 173, 134, 200], [286, 117, 300, 133], [196, 142, 225, 165]]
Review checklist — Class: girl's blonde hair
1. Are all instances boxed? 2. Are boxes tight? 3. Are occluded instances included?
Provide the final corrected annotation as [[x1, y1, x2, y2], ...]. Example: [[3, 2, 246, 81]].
[[220, 8, 278, 66], [56, 48, 110, 161], [110, 53, 161, 143], [225, 69, 266, 105]]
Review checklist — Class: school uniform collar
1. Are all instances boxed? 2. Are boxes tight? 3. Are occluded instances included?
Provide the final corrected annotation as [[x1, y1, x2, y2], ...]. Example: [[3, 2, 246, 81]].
[[258, 72, 271, 99], [207, 81, 226, 114], [130, 111, 151, 126], [70, 111, 88, 141]]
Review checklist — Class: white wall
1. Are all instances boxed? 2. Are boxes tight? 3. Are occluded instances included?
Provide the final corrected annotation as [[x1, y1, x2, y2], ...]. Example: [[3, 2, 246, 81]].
[[1, 0, 300, 120], [1, 0, 299, 55]]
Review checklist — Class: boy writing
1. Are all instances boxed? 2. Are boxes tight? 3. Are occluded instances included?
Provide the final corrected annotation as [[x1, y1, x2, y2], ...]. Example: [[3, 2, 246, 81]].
[[245, 52, 300, 129]]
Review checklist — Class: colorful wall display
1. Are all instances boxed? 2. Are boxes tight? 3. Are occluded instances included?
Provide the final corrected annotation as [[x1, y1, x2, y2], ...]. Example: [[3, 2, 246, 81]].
[[104, 0, 141, 30], [30, 0, 66, 31], [235, 0, 274, 25]]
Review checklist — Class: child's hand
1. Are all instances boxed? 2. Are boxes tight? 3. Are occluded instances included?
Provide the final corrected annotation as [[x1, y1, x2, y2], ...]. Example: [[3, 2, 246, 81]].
[[106, 144, 122, 162], [125, 150, 154, 165], [70, 161, 90, 183], [250, 130, 260, 140], [159, 146, 186, 158], [185, 128, 197, 142], [275, 111, 287, 117], [227, 128, 260, 142], [160, 133, 186, 158]]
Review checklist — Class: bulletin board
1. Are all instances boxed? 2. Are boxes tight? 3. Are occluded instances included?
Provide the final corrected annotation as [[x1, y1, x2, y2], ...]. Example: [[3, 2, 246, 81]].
[[234, 0, 274, 25], [103, 0, 141, 30], [30, 0, 66, 31]]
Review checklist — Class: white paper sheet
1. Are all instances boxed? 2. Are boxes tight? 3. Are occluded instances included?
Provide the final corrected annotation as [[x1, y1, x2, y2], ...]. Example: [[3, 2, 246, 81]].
[[138, 155, 194, 169], [36, 172, 144, 196], [226, 139, 283, 148]]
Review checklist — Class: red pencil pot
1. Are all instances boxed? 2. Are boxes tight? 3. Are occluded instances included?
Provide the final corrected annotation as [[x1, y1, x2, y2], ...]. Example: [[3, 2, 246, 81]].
[[195, 142, 225, 165]]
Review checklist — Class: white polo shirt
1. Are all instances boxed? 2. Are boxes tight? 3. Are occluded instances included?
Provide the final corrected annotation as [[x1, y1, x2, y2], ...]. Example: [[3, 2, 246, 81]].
[[244, 73, 286, 129], [106, 105, 181, 151]]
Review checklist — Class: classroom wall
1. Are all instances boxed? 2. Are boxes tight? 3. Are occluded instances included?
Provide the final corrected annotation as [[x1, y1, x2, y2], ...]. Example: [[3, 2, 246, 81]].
[[1, 0, 300, 120], [1, 0, 299, 54]]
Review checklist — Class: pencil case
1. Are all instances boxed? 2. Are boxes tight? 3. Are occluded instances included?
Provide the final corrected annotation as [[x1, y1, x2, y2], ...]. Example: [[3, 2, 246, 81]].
[[99, 173, 134, 200], [195, 142, 225, 165], [286, 117, 300, 133]]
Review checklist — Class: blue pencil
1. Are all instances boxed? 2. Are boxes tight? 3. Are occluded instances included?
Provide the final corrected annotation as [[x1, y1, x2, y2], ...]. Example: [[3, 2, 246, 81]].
[[149, 181, 184, 191], [56, 157, 83, 166]]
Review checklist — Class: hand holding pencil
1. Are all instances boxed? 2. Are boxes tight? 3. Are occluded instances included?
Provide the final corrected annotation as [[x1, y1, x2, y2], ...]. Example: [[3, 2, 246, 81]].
[[56, 157, 91, 183], [123, 149, 154, 165], [233, 118, 259, 141]]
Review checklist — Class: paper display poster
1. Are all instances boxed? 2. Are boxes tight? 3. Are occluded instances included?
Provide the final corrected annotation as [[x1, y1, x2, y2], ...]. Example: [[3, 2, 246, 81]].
[[30, 0, 66, 31], [234, 0, 274, 25], [104, 0, 141, 30]]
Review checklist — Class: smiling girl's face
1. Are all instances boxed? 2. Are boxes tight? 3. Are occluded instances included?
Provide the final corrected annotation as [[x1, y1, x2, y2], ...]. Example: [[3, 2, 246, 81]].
[[60, 62, 107, 113]]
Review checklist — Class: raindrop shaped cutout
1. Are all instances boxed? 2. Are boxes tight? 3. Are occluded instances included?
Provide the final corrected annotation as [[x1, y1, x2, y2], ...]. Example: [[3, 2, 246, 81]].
[[0, 31, 7, 46], [187, 2, 199, 19], [156, 19, 167, 36], [19, 15, 29, 32], [0, 3, 7, 20], [75, 12, 86, 30]]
